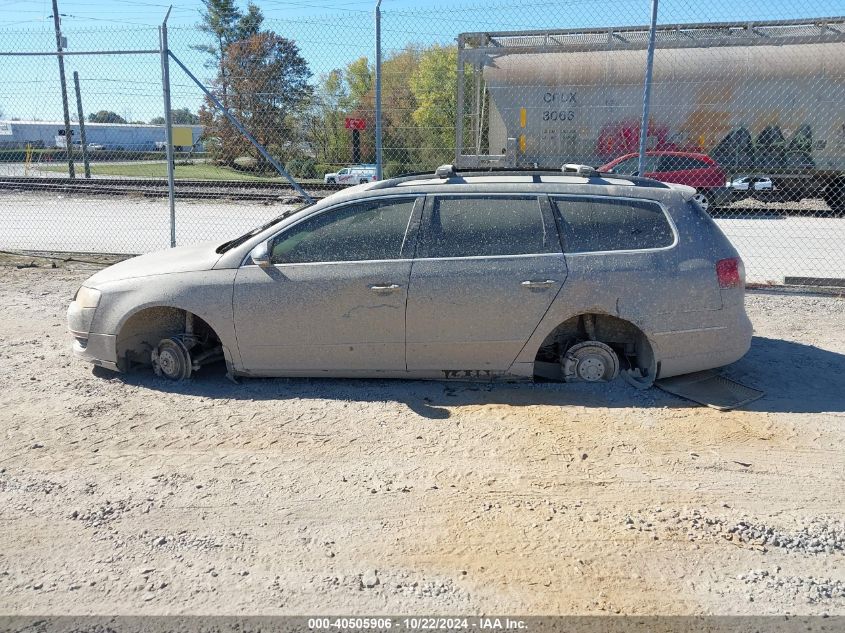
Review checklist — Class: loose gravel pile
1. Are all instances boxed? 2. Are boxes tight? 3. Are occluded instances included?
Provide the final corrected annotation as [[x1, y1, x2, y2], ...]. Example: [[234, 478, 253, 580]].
[[739, 569, 845, 605], [727, 518, 845, 555], [625, 509, 845, 555]]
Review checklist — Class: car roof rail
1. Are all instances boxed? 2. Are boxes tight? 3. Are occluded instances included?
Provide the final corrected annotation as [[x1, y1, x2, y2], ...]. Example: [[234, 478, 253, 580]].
[[366, 163, 670, 190], [561, 163, 599, 177], [435, 164, 455, 178]]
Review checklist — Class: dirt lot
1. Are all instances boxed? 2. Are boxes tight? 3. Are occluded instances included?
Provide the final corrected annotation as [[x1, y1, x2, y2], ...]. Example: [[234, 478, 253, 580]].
[[0, 258, 843, 616]]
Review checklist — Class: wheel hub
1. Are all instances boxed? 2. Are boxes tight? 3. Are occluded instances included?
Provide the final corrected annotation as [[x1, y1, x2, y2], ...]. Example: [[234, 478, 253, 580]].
[[562, 341, 620, 383], [157, 347, 181, 379], [151, 337, 192, 381]]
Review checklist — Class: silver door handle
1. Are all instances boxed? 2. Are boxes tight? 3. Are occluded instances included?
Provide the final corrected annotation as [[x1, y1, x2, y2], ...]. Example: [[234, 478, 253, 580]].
[[369, 283, 402, 293], [521, 279, 557, 288]]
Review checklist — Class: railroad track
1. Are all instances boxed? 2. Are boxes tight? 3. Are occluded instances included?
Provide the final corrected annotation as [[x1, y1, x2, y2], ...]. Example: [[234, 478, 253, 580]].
[[0, 177, 837, 217], [0, 176, 343, 201]]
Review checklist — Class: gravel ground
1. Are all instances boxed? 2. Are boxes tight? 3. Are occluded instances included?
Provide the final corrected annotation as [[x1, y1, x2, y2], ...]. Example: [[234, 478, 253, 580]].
[[0, 258, 843, 615]]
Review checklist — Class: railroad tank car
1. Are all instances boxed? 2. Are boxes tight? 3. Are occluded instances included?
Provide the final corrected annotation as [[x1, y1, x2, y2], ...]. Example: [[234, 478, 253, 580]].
[[457, 18, 845, 209]]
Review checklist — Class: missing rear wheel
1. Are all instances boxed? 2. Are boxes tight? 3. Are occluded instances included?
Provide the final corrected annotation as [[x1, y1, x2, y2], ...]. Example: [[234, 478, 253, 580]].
[[562, 341, 620, 383]]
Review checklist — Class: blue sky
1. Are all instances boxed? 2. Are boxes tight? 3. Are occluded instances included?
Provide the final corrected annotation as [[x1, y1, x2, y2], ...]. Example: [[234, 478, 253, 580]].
[[1, 0, 842, 122]]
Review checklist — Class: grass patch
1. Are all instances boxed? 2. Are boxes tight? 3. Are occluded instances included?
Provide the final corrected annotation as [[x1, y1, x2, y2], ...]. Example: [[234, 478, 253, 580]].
[[44, 162, 286, 181]]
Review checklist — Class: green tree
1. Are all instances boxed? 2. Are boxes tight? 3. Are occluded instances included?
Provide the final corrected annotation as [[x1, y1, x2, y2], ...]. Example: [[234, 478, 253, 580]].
[[344, 57, 373, 108], [410, 45, 457, 166], [150, 108, 200, 125], [88, 111, 128, 124], [194, 0, 264, 108], [381, 47, 424, 168], [304, 69, 349, 164]]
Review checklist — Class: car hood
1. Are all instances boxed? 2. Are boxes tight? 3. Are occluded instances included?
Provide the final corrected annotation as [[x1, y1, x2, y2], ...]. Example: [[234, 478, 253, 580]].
[[86, 242, 224, 286]]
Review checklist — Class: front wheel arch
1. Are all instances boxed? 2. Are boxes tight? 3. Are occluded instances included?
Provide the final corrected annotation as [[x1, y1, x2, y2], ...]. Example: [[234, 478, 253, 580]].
[[114, 305, 230, 373]]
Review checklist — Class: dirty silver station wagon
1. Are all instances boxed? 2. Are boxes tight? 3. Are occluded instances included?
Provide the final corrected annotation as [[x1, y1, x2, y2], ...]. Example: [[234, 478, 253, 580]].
[[67, 165, 752, 385]]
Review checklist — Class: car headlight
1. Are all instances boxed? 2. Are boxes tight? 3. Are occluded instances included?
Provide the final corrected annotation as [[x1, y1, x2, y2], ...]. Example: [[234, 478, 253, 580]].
[[75, 286, 102, 309]]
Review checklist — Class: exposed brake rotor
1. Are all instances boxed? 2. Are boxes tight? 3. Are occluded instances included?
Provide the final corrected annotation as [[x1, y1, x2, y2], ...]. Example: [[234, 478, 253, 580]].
[[151, 336, 193, 381], [562, 341, 620, 383]]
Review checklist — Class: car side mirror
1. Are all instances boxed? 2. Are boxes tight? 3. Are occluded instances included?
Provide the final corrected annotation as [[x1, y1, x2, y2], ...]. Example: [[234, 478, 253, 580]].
[[249, 241, 272, 268]]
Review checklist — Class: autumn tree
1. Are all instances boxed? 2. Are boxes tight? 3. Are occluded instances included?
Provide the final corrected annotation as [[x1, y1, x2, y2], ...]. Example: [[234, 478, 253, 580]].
[[314, 45, 459, 172], [200, 31, 311, 167]]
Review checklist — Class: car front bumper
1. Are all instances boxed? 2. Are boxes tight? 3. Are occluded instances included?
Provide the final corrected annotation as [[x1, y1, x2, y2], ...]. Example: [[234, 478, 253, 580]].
[[67, 301, 119, 371], [71, 333, 119, 371]]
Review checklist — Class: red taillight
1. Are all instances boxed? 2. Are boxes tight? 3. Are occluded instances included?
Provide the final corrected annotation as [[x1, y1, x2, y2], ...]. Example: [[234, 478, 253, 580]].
[[716, 257, 742, 288]]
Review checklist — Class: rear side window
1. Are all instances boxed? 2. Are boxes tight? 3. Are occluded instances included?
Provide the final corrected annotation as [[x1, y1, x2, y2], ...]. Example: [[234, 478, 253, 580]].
[[552, 196, 674, 253], [423, 196, 555, 258]]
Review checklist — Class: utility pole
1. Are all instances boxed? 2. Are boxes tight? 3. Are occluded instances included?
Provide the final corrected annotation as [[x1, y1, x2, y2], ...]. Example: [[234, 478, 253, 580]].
[[160, 6, 176, 248], [374, 0, 382, 180], [52, 0, 75, 178], [73, 72, 91, 178]]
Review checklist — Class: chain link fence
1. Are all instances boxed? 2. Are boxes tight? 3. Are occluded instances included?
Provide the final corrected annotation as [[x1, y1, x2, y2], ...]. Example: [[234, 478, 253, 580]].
[[0, 0, 843, 285]]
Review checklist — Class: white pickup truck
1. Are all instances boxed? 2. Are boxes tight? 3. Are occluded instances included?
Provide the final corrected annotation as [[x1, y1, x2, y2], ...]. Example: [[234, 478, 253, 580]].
[[323, 165, 377, 185]]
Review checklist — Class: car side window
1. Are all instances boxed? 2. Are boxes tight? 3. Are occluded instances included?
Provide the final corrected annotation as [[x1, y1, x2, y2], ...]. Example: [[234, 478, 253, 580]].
[[609, 157, 639, 174], [658, 155, 709, 171], [269, 198, 416, 264], [657, 155, 680, 171], [552, 196, 674, 253], [423, 196, 556, 258]]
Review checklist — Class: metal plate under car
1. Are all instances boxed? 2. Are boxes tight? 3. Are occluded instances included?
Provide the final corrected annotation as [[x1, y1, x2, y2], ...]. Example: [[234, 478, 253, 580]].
[[655, 370, 764, 411]]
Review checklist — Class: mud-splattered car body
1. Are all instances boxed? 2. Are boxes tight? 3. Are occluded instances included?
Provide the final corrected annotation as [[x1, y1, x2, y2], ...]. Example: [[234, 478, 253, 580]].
[[67, 166, 752, 383]]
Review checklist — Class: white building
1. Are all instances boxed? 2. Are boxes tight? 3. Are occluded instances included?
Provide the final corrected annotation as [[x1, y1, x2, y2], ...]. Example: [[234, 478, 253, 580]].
[[0, 120, 202, 151]]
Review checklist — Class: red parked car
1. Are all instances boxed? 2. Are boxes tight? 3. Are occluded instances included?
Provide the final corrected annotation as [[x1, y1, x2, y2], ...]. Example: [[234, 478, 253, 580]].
[[599, 151, 730, 211]]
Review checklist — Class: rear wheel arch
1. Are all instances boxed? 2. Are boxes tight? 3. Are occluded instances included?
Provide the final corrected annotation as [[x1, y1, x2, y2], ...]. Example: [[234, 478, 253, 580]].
[[531, 312, 659, 380]]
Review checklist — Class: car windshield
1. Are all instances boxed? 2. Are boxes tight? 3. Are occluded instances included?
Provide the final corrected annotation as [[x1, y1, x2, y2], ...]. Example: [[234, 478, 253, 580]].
[[215, 201, 316, 254]]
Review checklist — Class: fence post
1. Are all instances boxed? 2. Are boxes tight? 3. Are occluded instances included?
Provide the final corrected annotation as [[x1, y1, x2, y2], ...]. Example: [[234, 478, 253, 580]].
[[72, 71, 91, 179], [374, 0, 383, 180], [637, 0, 659, 176], [455, 34, 465, 166], [159, 8, 177, 248]]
